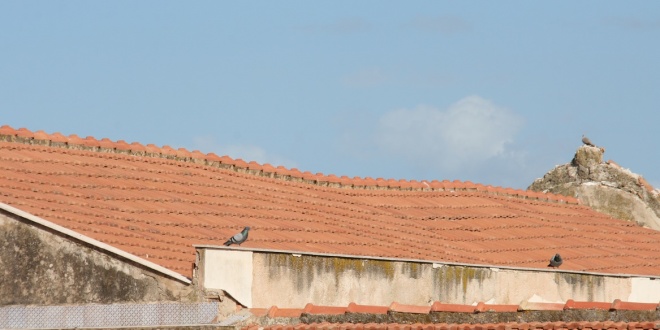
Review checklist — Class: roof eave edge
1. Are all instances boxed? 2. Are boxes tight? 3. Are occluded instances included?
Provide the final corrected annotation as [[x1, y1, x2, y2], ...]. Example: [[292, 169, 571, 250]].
[[0, 202, 192, 284]]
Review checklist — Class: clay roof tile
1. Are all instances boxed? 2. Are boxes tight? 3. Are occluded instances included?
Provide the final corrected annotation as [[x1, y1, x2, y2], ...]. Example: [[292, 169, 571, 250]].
[[303, 303, 348, 315], [326, 174, 341, 184], [275, 165, 290, 176], [188, 150, 205, 159], [262, 163, 277, 173], [563, 300, 611, 310], [610, 299, 658, 311], [98, 138, 116, 149], [115, 140, 132, 151], [144, 144, 161, 153], [248, 161, 263, 171], [176, 148, 192, 158], [218, 155, 236, 165], [347, 303, 389, 314], [389, 302, 431, 314], [339, 176, 353, 186], [376, 178, 388, 187], [205, 152, 223, 162], [83, 136, 101, 147], [16, 127, 34, 138], [302, 171, 316, 181], [463, 181, 476, 190], [129, 142, 147, 152], [0, 125, 17, 136], [33, 130, 50, 141], [386, 178, 400, 188], [67, 134, 85, 146], [431, 302, 475, 313], [50, 132, 69, 143], [233, 158, 249, 168], [428, 180, 443, 189], [399, 179, 413, 189]]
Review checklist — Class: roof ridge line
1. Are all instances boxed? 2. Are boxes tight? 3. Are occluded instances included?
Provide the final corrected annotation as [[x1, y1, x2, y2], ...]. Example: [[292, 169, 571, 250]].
[[254, 299, 660, 316], [247, 300, 660, 327], [0, 125, 578, 205]]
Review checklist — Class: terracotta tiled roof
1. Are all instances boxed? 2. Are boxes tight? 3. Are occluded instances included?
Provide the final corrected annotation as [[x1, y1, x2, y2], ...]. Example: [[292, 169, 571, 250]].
[[1, 125, 660, 279], [242, 300, 660, 330]]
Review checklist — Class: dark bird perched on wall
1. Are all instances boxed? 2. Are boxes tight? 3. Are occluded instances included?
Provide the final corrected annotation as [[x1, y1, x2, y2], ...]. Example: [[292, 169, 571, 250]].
[[582, 134, 595, 147], [548, 253, 563, 268], [224, 227, 250, 246]]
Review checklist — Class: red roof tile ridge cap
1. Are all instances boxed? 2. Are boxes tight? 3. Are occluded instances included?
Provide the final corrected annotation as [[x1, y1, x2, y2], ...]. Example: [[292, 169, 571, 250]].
[[389, 302, 431, 314], [175, 147, 192, 158], [49, 132, 68, 143], [16, 127, 35, 138], [431, 301, 476, 313], [474, 302, 519, 313], [0, 124, 17, 136], [518, 301, 565, 311], [0, 125, 597, 202], [303, 303, 348, 315], [347, 302, 390, 314], [33, 129, 49, 140], [267, 306, 304, 318], [563, 299, 613, 310], [610, 299, 659, 311], [483, 185, 579, 205]]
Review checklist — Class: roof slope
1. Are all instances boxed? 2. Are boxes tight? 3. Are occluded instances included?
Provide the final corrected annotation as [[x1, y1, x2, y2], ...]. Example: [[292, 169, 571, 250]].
[[1, 126, 660, 279]]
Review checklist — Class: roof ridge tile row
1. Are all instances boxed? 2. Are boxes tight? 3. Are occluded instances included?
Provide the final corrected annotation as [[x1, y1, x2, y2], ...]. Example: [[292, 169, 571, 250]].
[[245, 300, 660, 330], [252, 299, 660, 318], [246, 321, 660, 330], [0, 125, 578, 204]]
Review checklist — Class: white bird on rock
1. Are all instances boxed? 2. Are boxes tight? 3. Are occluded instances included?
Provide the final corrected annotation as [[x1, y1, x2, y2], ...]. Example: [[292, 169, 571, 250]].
[[224, 226, 250, 246]]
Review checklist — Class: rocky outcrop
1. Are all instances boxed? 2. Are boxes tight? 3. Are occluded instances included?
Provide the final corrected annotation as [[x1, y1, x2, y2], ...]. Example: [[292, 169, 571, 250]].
[[529, 146, 660, 230]]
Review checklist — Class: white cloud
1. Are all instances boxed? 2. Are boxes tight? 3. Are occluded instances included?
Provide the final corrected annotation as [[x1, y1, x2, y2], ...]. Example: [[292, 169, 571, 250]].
[[192, 136, 298, 168], [374, 95, 524, 171]]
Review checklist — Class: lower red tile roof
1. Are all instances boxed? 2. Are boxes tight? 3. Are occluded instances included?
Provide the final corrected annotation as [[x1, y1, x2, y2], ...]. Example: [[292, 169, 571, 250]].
[[243, 300, 660, 330], [246, 321, 660, 330], [1, 126, 660, 279]]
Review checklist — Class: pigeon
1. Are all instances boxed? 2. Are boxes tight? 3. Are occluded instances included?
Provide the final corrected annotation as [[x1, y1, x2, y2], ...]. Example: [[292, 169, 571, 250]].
[[224, 226, 250, 246], [581, 134, 595, 147], [548, 253, 563, 268]]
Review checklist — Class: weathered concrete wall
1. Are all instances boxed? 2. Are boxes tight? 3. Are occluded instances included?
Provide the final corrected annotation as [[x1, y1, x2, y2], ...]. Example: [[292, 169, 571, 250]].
[[0, 211, 197, 305], [198, 248, 660, 308]]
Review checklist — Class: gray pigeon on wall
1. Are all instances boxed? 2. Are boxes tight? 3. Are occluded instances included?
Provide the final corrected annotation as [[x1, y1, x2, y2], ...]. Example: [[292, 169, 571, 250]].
[[548, 253, 563, 268], [224, 227, 250, 246], [581, 134, 595, 147]]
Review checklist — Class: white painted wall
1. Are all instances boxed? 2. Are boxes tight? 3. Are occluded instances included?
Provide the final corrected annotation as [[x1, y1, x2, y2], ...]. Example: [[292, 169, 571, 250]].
[[202, 249, 253, 307], [628, 277, 660, 302]]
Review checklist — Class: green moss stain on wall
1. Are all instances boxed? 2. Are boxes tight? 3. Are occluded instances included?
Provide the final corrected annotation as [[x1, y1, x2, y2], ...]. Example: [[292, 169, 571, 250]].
[[434, 265, 490, 297], [555, 272, 605, 301], [264, 253, 404, 289], [401, 262, 423, 279]]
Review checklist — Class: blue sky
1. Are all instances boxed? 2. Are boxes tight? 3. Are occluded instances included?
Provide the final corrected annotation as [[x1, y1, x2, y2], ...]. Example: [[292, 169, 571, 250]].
[[2, 1, 659, 189]]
